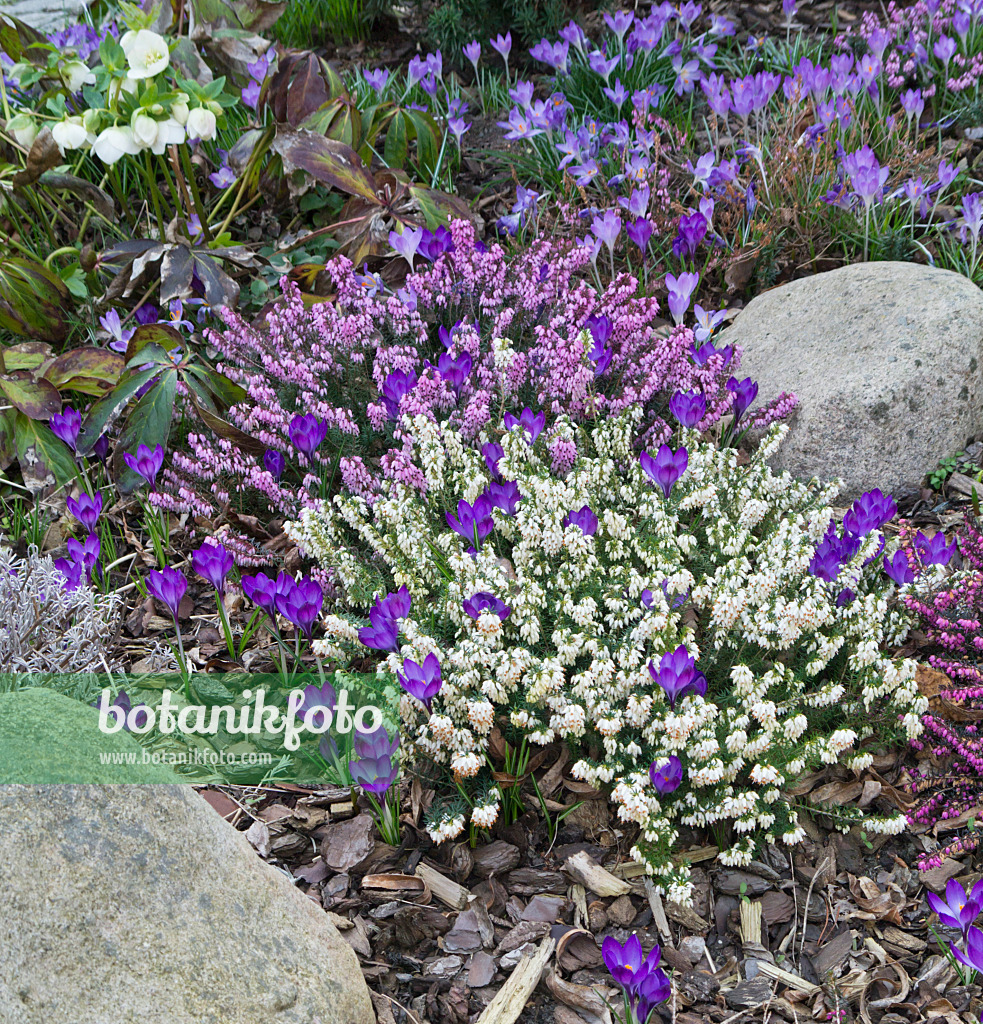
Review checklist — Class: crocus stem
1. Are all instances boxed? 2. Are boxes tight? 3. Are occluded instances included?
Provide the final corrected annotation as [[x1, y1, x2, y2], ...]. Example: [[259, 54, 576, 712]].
[[215, 592, 235, 661], [179, 143, 212, 243], [171, 611, 190, 700]]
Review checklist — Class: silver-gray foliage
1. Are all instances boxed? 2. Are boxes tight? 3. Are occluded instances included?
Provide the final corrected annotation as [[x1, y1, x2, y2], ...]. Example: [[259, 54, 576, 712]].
[[0, 545, 120, 675]]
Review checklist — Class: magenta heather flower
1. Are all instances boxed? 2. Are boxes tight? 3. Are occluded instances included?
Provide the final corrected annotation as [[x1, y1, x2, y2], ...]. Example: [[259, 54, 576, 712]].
[[640, 445, 688, 498], [147, 566, 187, 618], [192, 541, 234, 597], [649, 755, 683, 794], [123, 443, 165, 490], [397, 653, 442, 711], [463, 592, 511, 620]]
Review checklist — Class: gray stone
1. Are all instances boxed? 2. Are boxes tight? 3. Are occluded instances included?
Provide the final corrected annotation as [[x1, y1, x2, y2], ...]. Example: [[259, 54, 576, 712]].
[[0, 784, 375, 1024], [0, 687, 183, 784], [0, 0, 85, 31], [718, 261, 983, 499]]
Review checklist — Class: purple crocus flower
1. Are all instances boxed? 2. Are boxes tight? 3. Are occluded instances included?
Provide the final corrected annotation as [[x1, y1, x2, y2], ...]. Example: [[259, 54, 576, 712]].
[[883, 550, 914, 585], [349, 725, 399, 794], [649, 755, 683, 794], [486, 479, 522, 516], [123, 443, 165, 490], [381, 369, 418, 420], [503, 407, 545, 443], [446, 495, 495, 552], [147, 566, 187, 618], [463, 592, 511, 620], [55, 556, 84, 591], [928, 878, 983, 935], [626, 216, 653, 253], [292, 678, 337, 730], [66, 492, 102, 532], [91, 689, 150, 732], [649, 644, 707, 710], [50, 407, 82, 451], [564, 505, 599, 536], [264, 449, 285, 480], [665, 271, 700, 325], [591, 209, 622, 256], [636, 968, 672, 1022], [378, 585, 411, 621], [672, 212, 707, 260], [490, 31, 511, 66], [419, 225, 454, 260], [359, 605, 401, 652], [482, 442, 504, 481], [601, 934, 658, 998], [843, 144, 889, 207], [65, 533, 100, 583], [640, 445, 688, 499], [463, 39, 481, 66], [437, 350, 472, 395], [669, 389, 706, 428], [843, 489, 897, 536], [242, 571, 277, 618], [275, 575, 324, 636], [727, 376, 758, 426], [952, 926, 983, 974], [389, 225, 423, 270], [192, 540, 234, 597], [915, 530, 957, 566], [397, 652, 442, 711], [288, 414, 328, 460]]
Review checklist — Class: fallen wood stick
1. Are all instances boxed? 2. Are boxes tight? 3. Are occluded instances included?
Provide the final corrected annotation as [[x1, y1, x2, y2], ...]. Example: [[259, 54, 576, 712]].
[[476, 936, 556, 1024], [563, 851, 631, 897], [754, 961, 821, 995], [414, 862, 470, 910]]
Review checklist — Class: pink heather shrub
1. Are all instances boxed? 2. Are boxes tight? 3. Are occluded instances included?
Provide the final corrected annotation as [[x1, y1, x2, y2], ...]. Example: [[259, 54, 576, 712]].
[[157, 220, 791, 560], [905, 516, 983, 869]]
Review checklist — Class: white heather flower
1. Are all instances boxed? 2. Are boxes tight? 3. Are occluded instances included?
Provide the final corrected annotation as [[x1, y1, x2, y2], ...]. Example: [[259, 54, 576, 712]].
[[125, 30, 171, 79], [450, 752, 482, 778], [186, 107, 218, 141], [471, 803, 499, 829]]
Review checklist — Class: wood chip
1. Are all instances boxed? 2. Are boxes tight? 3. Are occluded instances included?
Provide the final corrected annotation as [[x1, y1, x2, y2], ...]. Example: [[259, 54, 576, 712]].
[[754, 961, 820, 995], [563, 851, 631, 897], [476, 936, 555, 1024], [644, 879, 672, 943], [415, 862, 470, 910], [740, 899, 763, 945]]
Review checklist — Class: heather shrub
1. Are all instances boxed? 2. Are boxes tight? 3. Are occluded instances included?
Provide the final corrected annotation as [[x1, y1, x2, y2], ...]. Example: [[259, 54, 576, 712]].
[[159, 220, 790, 561], [905, 515, 983, 867], [286, 409, 926, 901]]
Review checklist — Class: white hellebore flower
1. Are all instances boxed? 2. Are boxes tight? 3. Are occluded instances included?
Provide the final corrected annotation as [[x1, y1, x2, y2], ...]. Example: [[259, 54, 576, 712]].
[[132, 113, 160, 150], [52, 116, 91, 152], [150, 117, 186, 154], [92, 125, 141, 165], [170, 98, 190, 125], [6, 114, 37, 149], [61, 59, 96, 92], [124, 30, 170, 80], [185, 106, 217, 141]]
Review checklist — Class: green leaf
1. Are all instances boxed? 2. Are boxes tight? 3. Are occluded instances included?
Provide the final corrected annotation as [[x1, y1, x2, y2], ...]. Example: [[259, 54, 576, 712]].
[[383, 110, 408, 169], [13, 411, 77, 493], [0, 371, 60, 419], [0, 256, 71, 342], [76, 365, 163, 456], [183, 363, 247, 409], [113, 371, 178, 494]]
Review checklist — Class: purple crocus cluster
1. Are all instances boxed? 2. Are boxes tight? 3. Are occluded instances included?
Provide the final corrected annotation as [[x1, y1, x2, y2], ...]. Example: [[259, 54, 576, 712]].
[[349, 725, 400, 794], [602, 934, 671, 1022], [241, 570, 325, 636], [648, 644, 707, 710], [359, 586, 411, 653]]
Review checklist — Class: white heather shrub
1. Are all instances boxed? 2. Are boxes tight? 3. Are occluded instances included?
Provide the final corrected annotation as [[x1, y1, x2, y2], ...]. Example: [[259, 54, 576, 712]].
[[0, 544, 121, 675], [287, 412, 926, 902]]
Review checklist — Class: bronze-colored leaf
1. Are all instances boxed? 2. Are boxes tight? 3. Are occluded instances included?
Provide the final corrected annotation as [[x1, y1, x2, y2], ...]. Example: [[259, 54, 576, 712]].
[[13, 127, 61, 187], [0, 371, 60, 419], [271, 127, 379, 203]]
